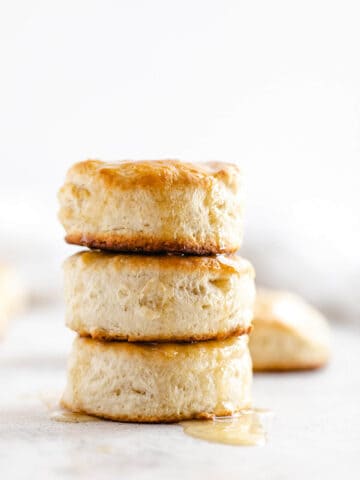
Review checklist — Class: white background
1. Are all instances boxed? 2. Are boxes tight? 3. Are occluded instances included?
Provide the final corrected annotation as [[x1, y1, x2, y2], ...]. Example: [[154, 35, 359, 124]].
[[0, 0, 359, 321]]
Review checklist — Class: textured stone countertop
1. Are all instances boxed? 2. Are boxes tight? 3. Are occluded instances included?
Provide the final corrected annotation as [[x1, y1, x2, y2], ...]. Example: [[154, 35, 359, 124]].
[[1, 305, 359, 480]]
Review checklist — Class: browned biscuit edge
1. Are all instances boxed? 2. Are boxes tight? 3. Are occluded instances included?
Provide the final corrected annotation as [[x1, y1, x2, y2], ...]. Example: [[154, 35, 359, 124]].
[[253, 360, 329, 372], [60, 398, 252, 423], [73, 324, 253, 343], [65, 233, 238, 255]]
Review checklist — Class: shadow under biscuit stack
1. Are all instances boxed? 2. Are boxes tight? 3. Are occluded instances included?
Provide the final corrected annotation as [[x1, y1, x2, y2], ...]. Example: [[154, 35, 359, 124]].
[[58, 159, 256, 422]]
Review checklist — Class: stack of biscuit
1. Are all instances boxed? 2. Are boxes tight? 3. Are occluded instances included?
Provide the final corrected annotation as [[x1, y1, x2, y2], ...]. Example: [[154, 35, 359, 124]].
[[58, 160, 256, 422]]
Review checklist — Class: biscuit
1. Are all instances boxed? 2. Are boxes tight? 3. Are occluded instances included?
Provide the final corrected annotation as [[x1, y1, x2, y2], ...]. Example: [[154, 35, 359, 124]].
[[0, 264, 24, 338], [249, 288, 331, 371], [64, 251, 255, 342], [58, 160, 243, 255], [61, 335, 252, 422]]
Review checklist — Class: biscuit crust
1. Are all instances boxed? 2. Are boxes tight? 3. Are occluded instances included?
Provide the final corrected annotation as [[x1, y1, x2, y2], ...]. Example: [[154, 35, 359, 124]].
[[65, 233, 236, 255], [64, 251, 255, 342], [76, 324, 252, 343], [59, 402, 239, 424], [62, 336, 252, 423], [58, 159, 244, 255]]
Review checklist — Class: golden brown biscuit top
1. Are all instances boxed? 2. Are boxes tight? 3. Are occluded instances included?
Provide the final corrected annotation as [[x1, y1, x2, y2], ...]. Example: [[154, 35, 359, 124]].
[[67, 250, 254, 276], [65, 159, 241, 189]]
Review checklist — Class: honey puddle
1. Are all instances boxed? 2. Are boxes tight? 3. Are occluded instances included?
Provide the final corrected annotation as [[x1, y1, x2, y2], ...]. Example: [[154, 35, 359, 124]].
[[180, 409, 272, 446], [50, 410, 100, 423], [39, 391, 100, 423]]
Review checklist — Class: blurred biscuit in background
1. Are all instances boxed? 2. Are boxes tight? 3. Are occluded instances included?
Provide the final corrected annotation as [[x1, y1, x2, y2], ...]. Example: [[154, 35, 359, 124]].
[[249, 288, 330, 371], [0, 264, 25, 338]]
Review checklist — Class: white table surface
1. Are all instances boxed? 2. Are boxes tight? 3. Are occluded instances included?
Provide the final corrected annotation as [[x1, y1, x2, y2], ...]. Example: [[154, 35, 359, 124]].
[[1, 305, 359, 480]]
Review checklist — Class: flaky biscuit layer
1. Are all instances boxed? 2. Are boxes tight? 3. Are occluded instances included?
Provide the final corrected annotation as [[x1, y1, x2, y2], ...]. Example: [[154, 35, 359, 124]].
[[62, 336, 252, 422], [58, 159, 244, 255], [64, 251, 255, 342]]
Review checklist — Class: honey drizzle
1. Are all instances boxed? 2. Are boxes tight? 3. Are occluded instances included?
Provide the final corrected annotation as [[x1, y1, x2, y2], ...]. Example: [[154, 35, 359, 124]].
[[50, 410, 99, 423], [180, 408, 272, 446]]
